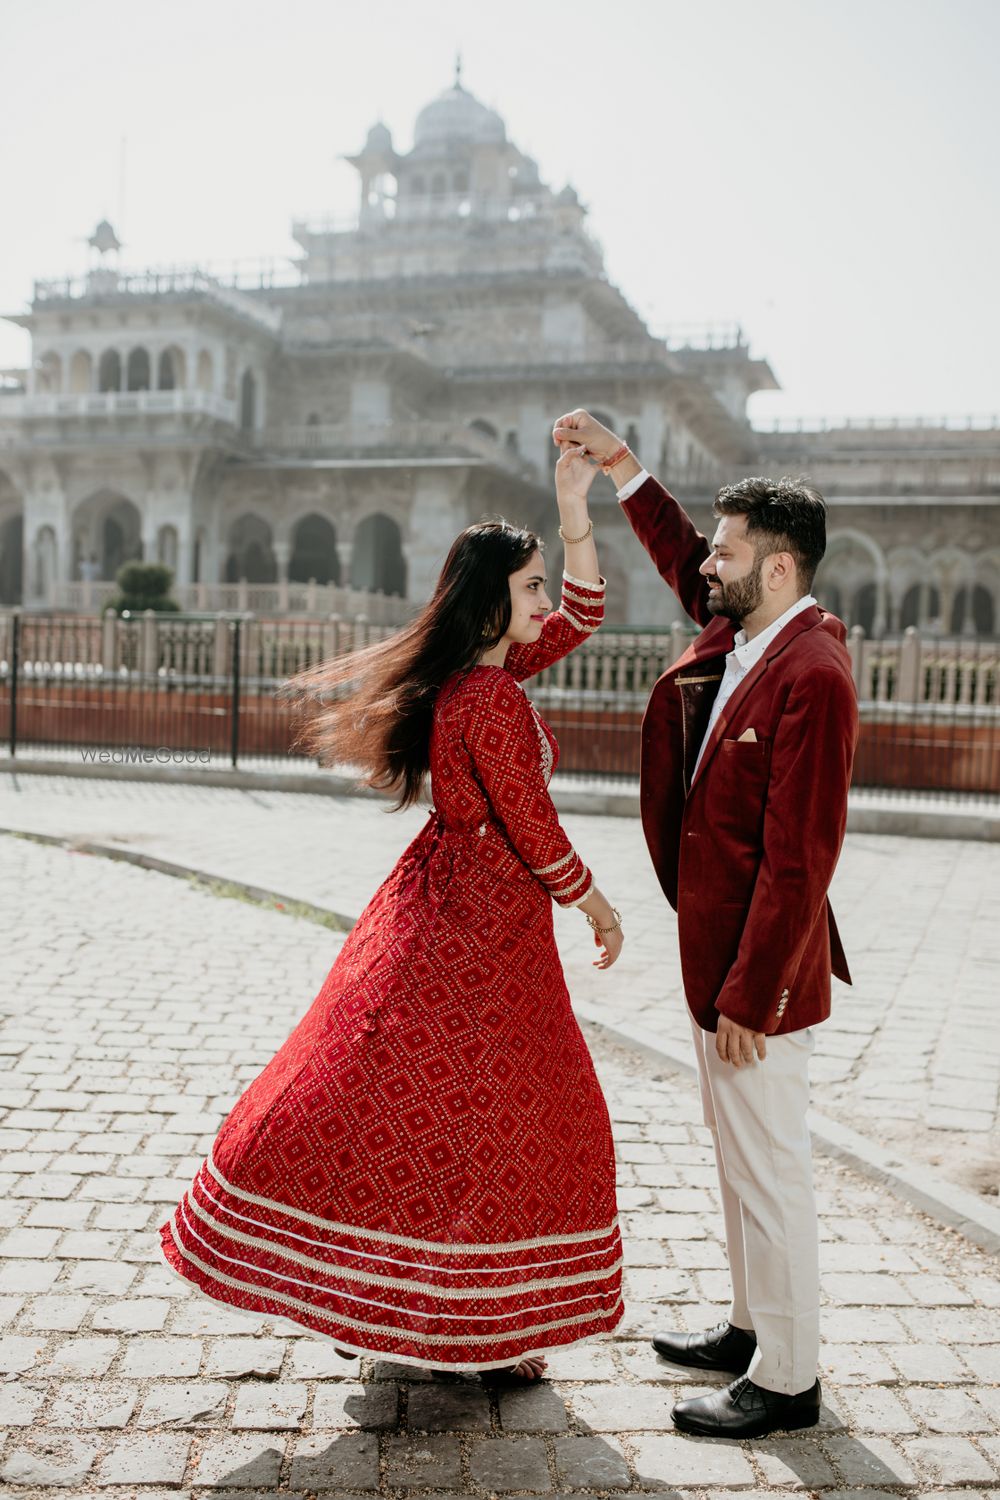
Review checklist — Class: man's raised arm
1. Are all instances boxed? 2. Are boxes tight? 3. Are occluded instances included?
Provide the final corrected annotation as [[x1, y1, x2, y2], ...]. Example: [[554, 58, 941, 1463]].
[[552, 409, 713, 627]]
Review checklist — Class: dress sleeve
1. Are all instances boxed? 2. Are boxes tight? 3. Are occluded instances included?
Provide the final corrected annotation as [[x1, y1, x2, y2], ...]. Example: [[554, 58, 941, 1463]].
[[462, 670, 595, 908], [503, 570, 606, 684]]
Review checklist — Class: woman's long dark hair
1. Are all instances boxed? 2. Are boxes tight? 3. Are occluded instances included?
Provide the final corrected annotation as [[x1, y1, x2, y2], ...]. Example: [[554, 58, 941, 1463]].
[[280, 520, 542, 810]]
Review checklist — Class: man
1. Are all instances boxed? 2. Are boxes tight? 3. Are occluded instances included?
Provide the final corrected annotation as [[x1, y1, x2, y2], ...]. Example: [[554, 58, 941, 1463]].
[[552, 410, 860, 1440]]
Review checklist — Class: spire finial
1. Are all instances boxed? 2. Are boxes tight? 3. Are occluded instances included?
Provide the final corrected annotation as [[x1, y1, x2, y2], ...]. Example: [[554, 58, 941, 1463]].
[[455, 51, 463, 88]]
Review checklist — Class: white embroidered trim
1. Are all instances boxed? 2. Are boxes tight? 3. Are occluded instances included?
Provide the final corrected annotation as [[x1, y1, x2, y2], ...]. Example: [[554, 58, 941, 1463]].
[[556, 605, 599, 634], [564, 877, 596, 909], [207, 1148, 619, 1253], [168, 1209, 623, 1338], [532, 710, 555, 783], [561, 584, 605, 606], [184, 1188, 622, 1301], [531, 849, 575, 878], [197, 1175, 618, 1275], [554, 867, 591, 899], [156, 1238, 621, 1374], [562, 570, 607, 592]]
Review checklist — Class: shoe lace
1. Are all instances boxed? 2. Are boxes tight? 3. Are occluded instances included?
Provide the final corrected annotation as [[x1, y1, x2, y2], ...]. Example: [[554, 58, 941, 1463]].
[[729, 1374, 752, 1404]]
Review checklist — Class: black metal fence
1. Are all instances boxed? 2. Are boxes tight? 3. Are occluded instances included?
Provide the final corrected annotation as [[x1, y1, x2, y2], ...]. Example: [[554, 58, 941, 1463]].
[[1, 610, 998, 799]]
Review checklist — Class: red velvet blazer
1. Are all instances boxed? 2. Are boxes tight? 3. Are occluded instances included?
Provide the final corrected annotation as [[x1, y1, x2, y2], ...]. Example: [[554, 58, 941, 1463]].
[[621, 475, 860, 1036]]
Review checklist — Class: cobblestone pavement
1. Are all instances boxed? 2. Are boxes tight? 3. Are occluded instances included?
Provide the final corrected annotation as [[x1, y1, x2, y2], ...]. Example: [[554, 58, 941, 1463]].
[[0, 773, 997, 1199], [3, 835, 1000, 1498]]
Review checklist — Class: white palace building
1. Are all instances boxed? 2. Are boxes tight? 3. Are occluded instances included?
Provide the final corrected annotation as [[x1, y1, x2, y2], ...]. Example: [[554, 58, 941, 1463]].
[[1, 70, 998, 634]]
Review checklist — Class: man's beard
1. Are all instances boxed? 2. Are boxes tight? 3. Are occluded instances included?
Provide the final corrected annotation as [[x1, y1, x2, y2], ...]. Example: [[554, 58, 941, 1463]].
[[706, 565, 763, 623]]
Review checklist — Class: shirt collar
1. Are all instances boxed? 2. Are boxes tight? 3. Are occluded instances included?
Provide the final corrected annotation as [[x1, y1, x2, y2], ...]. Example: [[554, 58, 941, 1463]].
[[731, 593, 817, 668]]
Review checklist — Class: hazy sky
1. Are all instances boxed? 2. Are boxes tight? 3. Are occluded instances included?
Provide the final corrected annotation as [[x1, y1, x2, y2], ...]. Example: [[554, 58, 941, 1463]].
[[3, 0, 997, 423]]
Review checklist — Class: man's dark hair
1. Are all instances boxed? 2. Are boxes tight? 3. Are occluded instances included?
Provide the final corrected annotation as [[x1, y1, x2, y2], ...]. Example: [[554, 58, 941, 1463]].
[[713, 475, 826, 593]]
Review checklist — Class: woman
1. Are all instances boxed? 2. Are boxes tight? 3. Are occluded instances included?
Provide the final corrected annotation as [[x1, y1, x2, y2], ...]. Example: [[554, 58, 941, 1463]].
[[157, 443, 625, 1379]]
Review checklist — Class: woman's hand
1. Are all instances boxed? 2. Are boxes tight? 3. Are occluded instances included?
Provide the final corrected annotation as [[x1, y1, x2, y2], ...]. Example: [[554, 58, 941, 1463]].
[[593, 921, 624, 970], [578, 886, 624, 969], [552, 409, 622, 463], [555, 442, 599, 505]]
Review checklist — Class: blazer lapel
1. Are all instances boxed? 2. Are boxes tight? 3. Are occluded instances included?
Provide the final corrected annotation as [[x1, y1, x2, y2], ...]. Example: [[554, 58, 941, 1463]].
[[687, 605, 823, 795]]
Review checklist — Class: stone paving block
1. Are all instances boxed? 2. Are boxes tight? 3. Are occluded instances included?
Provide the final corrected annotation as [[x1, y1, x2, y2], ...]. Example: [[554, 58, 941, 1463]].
[[202, 1336, 285, 1378], [231, 1381, 308, 1430], [825, 1436, 918, 1486], [24, 1202, 94, 1228], [929, 1308, 999, 1344], [821, 1308, 910, 1342], [121, 1336, 203, 1378], [0, 1260, 63, 1294], [498, 1383, 570, 1432], [838, 1388, 920, 1435], [170, 1300, 266, 1334], [53, 1230, 126, 1258], [39, 1335, 119, 1376], [898, 1273, 975, 1305], [312, 1380, 399, 1430], [956, 1345, 1000, 1381], [62, 1260, 138, 1295], [469, 1435, 552, 1492], [96, 1432, 192, 1485], [906, 1388, 993, 1434], [0, 1432, 102, 1487], [819, 1343, 898, 1385], [287, 1340, 363, 1380], [902, 1436, 998, 1484], [19, 1294, 92, 1331], [0, 1333, 49, 1372], [886, 1342, 972, 1382], [0, 1227, 61, 1258], [407, 1381, 491, 1431], [382, 1433, 463, 1490], [569, 1381, 676, 1432], [632, 1432, 756, 1486], [47, 1379, 138, 1428], [0, 1380, 46, 1425], [191, 1433, 285, 1489], [92, 1297, 170, 1331], [539, 1344, 620, 1381], [626, 1268, 696, 1302], [752, 1437, 840, 1489], [823, 1272, 915, 1305], [136, 1381, 230, 1427], [553, 1434, 630, 1489], [371, 1358, 434, 1381]]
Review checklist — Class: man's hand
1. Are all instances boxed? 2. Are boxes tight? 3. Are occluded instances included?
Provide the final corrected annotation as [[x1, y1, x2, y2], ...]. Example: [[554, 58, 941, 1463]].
[[552, 408, 621, 463], [555, 443, 599, 505], [716, 1015, 767, 1068]]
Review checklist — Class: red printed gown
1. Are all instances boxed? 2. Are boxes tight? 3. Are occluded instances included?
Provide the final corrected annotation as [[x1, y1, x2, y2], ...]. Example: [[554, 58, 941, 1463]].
[[158, 571, 624, 1372]]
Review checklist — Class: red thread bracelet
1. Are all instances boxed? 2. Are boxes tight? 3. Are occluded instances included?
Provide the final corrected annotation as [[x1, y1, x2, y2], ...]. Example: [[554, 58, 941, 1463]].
[[600, 443, 631, 473]]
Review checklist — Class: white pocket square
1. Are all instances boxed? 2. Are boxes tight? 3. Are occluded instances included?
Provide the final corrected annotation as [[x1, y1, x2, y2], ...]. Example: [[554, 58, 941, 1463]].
[[736, 727, 758, 743]]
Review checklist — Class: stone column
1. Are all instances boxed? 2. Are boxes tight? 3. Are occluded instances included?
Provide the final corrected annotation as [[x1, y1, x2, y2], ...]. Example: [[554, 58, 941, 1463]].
[[407, 470, 466, 604], [336, 540, 354, 591]]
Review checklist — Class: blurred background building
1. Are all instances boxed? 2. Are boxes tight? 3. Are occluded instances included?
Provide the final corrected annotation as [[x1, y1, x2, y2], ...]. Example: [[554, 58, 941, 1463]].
[[1, 67, 998, 634]]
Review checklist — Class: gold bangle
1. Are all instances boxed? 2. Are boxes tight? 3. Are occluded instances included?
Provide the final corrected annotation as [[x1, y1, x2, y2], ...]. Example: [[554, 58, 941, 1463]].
[[586, 905, 622, 935], [558, 518, 594, 544]]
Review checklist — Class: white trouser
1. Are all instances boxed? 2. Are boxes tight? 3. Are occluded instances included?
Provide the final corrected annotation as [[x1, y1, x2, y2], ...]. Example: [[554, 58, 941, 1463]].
[[689, 1012, 819, 1395]]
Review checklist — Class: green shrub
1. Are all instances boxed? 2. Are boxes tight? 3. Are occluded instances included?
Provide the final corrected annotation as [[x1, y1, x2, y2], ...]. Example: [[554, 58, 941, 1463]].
[[105, 562, 180, 614]]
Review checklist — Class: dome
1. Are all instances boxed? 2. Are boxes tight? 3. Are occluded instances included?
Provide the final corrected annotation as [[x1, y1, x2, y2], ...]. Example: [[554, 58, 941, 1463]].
[[557, 185, 580, 206], [364, 121, 393, 152], [413, 83, 506, 151]]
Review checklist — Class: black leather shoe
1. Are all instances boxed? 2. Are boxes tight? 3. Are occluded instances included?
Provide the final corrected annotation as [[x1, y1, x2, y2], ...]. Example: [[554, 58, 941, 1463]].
[[651, 1320, 757, 1373], [672, 1374, 822, 1438]]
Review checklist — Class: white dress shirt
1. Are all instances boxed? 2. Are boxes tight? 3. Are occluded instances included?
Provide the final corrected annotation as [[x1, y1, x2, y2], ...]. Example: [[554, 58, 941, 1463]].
[[691, 593, 817, 779], [614, 468, 816, 780]]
